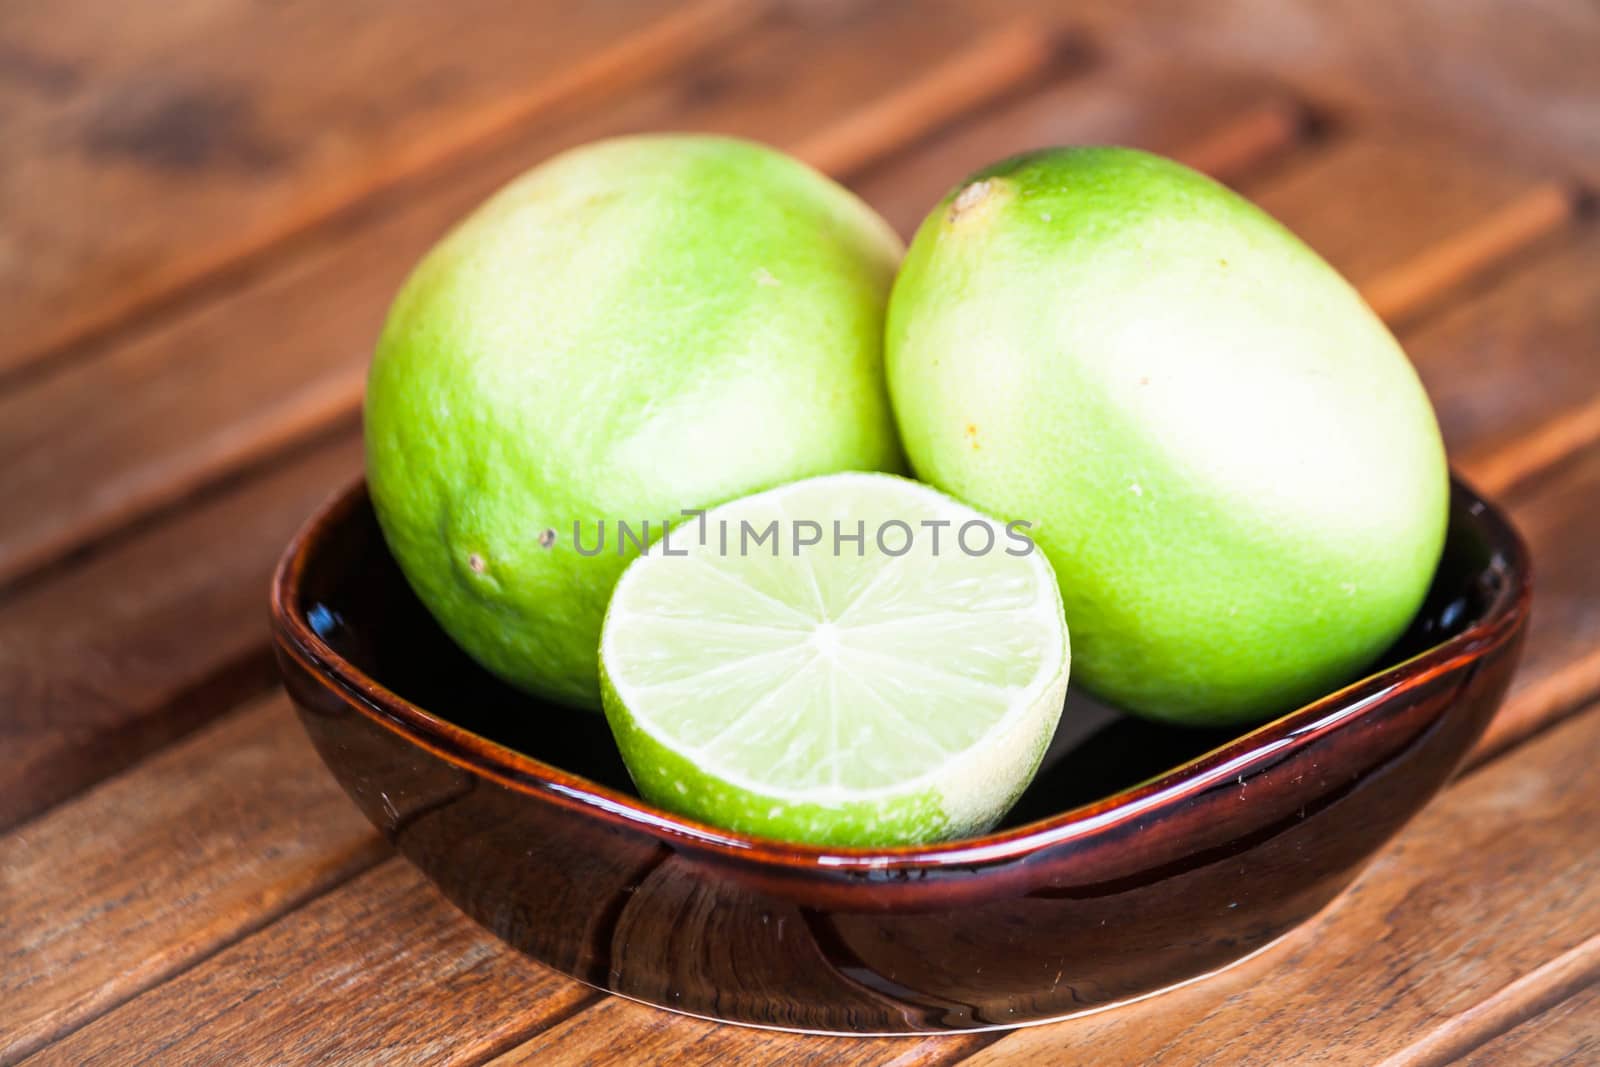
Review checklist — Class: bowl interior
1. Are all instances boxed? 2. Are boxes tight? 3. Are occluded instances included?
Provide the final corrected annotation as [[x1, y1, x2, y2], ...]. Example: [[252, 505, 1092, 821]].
[[289, 482, 1512, 835]]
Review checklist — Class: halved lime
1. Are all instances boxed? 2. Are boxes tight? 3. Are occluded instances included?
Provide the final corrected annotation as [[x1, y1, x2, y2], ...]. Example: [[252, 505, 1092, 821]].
[[598, 473, 1069, 846]]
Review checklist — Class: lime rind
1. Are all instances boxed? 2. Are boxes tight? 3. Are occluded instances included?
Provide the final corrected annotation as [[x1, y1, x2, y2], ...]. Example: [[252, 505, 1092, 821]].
[[598, 472, 1069, 846]]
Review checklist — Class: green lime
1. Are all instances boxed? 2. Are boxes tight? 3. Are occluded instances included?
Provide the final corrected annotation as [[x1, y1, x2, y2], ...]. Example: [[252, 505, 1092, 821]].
[[887, 147, 1447, 726], [365, 135, 905, 708], [598, 473, 1069, 847]]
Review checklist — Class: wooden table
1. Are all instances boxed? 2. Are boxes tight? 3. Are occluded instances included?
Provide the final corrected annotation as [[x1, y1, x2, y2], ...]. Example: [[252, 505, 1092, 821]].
[[3, 2, 1597, 1063]]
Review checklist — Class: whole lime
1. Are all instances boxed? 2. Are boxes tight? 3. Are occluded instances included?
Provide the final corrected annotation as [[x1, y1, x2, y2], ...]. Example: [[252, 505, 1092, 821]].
[[366, 135, 905, 708], [886, 147, 1449, 725]]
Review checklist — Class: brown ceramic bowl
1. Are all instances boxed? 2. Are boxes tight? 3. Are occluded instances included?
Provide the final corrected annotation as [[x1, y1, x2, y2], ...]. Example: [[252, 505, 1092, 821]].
[[271, 476, 1528, 1035]]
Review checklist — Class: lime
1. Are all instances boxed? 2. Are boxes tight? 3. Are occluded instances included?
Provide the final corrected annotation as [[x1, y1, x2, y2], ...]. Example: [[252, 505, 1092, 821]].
[[598, 473, 1069, 847], [365, 135, 905, 709], [887, 147, 1447, 725]]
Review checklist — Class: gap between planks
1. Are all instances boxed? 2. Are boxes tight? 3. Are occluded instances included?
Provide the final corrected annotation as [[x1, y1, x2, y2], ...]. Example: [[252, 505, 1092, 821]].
[[8, 127, 1577, 599], [0, 55, 1308, 835], [0, 20, 1077, 1053], [1363, 183, 1578, 326], [0, 14, 1064, 596], [0, 0, 767, 390], [16, 81, 1588, 831], [12, 430, 1600, 1061], [1375, 932, 1600, 1067], [0, 695, 391, 1063], [1455, 981, 1600, 1066], [4, 73, 1593, 848], [450, 703, 1600, 1066], [9, 431, 1600, 1062], [1466, 380, 1600, 501], [12, 54, 1600, 1067], [918, 704, 1600, 1067], [0, 419, 364, 831], [791, 18, 1068, 178], [9, 56, 1599, 904]]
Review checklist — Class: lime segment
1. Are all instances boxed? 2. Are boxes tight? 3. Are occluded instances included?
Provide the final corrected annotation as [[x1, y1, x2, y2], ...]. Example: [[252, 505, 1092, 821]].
[[598, 473, 1069, 846]]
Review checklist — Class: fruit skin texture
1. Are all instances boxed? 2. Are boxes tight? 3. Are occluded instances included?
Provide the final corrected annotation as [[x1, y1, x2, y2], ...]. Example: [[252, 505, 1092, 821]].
[[886, 146, 1449, 726], [365, 135, 905, 708]]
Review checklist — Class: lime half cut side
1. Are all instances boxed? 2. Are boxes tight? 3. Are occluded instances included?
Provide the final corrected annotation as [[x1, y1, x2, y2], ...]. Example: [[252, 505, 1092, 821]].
[[598, 472, 1070, 847]]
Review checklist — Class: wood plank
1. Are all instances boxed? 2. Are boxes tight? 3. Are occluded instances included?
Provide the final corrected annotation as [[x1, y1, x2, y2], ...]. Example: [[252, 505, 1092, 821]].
[[791, 18, 1062, 179], [1467, 440, 1600, 763], [4, 109, 1561, 601], [0, 0, 761, 378], [7, 65, 1595, 1066], [853, 61, 1307, 236], [1173, 133, 1596, 762], [9, 442, 1597, 1067], [0, 695, 386, 1064], [1455, 983, 1600, 1067], [3, 10, 1587, 1067], [0, 55, 1292, 838], [953, 703, 1600, 1066], [1380, 938, 1600, 1067], [1250, 133, 1576, 324], [1, 678, 958, 1067], [14, 596, 1600, 1066], [1409, 228, 1600, 497], [8, 448, 1595, 1064], [487, 999, 986, 1066], [18, 861, 591, 1067], [0, 430, 363, 830], [15, 94, 1561, 607], [0, 9, 1059, 827], [1037, 2, 1600, 188], [0, 5, 1056, 590], [7, 88, 1594, 879]]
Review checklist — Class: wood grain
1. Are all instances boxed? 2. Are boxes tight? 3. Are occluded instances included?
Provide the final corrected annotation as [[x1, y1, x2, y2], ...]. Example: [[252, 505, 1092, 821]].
[[791, 18, 1064, 179], [0, 7, 1067, 830], [1250, 132, 1576, 322], [0, 0, 761, 378], [0, 695, 386, 1064], [4, 12, 1597, 1064], [6, 458, 1593, 1065], [20, 860, 591, 1067], [956, 702, 1600, 1066], [488, 998, 986, 1066], [10, 519, 1595, 1067], [1380, 935, 1600, 1067], [0, 58, 1295, 844], [0, 431, 362, 830], [853, 61, 1306, 235], [0, 121, 1565, 600], [1468, 440, 1600, 762], [13, 442, 1598, 1062], [504, 327, 1600, 1058], [1360, 184, 1574, 325], [1454, 982, 1600, 1067], [1049, 2, 1600, 187], [1409, 229, 1600, 497], [0, 5, 1056, 591], [2, 685, 960, 1067], [5, 69, 1595, 940]]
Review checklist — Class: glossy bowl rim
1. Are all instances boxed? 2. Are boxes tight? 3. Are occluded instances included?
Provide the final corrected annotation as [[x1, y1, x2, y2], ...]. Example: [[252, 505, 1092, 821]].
[[271, 474, 1530, 873]]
